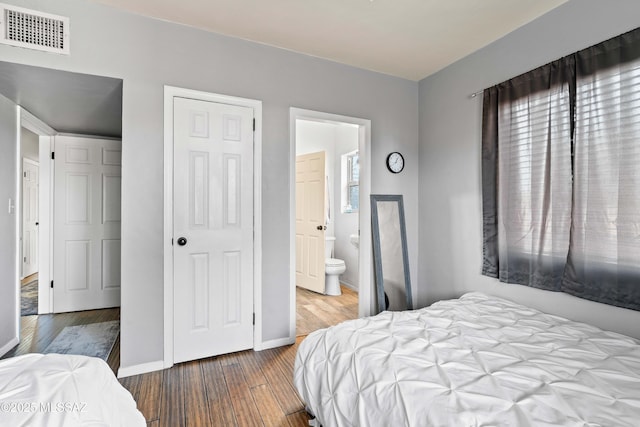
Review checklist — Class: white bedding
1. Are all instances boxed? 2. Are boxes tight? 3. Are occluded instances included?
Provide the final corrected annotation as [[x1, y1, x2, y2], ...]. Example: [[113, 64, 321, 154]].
[[0, 353, 145, 427], [294, 292, 640, 427]]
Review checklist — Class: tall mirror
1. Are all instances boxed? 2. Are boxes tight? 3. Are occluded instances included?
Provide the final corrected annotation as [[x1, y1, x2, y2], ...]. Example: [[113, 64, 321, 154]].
[[370, 194, 412, 313]]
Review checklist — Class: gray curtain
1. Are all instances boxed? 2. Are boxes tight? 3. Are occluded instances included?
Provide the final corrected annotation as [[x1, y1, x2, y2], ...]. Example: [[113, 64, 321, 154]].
[[482, 27, 640, 311]]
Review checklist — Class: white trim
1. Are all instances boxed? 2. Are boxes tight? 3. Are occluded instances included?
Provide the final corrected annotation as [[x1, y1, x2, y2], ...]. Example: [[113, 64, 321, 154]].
[[289, 108, 373, 340], [20, 158, 39, 280], [56, 132, 120, 140], [21, 109, 56, 136], [117, 360, 165, 379], [0, 337, 19, 358], [339, 281, 359, 293], [37, 135, 53, 314], [259, 336, 296, 351], [163, 86, 262, 369], [14, 106, 21, 342], [22, 158, 39, 167]]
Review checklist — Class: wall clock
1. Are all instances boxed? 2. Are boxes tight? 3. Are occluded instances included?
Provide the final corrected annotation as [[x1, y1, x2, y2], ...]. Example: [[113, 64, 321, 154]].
[[386, 151, 404, 173]]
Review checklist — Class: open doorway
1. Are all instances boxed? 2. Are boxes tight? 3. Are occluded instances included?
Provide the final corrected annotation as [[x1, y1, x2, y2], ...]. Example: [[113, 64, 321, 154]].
[[20, 127, 40, 316], [290, 108, 372, 339], [0, 61, 123, 367]]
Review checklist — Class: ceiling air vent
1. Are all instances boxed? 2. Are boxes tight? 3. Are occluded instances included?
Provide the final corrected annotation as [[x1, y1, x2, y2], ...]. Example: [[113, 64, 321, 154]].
[[0, 3, 69, 54]]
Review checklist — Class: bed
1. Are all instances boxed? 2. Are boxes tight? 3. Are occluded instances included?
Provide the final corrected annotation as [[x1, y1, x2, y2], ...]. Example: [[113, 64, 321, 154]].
[[0, 353, 145, 426], [294, 292, 640, 426]]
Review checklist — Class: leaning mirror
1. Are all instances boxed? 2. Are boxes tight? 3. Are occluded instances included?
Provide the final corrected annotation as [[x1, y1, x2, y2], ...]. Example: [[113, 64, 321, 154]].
[[370, 194, 412, 313]]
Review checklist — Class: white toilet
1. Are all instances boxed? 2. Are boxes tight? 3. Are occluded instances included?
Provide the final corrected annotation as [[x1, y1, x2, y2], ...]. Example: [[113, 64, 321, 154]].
[[325, 236, 345, 296]]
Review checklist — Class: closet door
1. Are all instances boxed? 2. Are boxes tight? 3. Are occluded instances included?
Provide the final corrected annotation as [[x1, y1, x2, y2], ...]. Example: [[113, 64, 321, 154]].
[[53, 136, 121, 312]]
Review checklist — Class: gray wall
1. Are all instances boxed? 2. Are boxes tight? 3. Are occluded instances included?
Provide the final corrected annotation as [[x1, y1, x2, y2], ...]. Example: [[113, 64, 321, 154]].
[[0, 94, 18, 352], [418, 0, 640, 339], [21, 128, 39, 161], [0, 0, 418, 369]]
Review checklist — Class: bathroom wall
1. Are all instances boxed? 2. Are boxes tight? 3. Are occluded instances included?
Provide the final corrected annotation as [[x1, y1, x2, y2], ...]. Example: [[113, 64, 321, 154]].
[[296, 119, 360, 289], [333, 125, 359, 290]]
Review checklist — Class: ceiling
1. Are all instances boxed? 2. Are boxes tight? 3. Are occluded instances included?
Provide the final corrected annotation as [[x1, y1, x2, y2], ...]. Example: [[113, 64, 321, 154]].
[[0, 61, 122, 137], [93, 0, 568, 81]]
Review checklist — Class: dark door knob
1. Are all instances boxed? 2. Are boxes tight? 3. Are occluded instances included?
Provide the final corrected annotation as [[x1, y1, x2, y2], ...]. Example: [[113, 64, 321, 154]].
[[35, 222, 39, 226], [177, 237, 187, 246], [316, 225, 326, 231]]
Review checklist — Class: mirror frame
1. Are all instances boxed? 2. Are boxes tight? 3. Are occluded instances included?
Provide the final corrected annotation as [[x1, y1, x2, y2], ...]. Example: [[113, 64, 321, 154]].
[[370, 194, 412, 314]]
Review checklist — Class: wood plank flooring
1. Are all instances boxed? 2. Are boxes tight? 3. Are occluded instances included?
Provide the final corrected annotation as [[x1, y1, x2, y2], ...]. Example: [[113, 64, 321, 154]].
[[1, 308, 121, 373], [3, 284, 358, 426], [121, 285, 358, 426], [296, 284, 358, 336], [120, 337, 309, 427]]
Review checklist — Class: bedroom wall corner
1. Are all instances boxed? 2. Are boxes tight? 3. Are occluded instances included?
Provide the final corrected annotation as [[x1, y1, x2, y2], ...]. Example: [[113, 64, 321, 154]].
[[417, 0, 640, 339]]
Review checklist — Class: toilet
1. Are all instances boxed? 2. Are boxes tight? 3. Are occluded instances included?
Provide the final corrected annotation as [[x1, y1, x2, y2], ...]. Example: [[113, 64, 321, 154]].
[[325, 236, 345, 296]]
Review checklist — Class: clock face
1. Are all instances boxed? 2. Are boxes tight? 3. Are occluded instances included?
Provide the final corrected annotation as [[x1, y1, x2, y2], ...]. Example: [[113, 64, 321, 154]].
[[387, 152, 404, 173]]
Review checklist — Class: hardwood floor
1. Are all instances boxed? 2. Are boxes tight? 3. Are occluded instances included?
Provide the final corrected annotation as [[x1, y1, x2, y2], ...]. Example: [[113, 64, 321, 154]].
[[3, 285, 358, 426], [1, 308, 121, 374], [21, 272, 38, 285], [296, 284, 358, 336], [119, 285, 358, 426], [120, 337, 310, 427]]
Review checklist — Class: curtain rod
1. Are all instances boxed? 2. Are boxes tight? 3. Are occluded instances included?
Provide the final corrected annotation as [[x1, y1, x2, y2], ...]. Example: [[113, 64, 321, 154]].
[[469, 89, 484, 99]]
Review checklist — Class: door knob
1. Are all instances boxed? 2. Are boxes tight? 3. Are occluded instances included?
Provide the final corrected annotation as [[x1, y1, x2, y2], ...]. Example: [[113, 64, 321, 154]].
[[177, 237, 187, 246], [316, 225, 326, 231]]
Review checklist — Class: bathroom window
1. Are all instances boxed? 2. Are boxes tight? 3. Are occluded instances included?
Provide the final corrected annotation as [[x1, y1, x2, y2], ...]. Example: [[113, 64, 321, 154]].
[[342, 150, 359, 213]]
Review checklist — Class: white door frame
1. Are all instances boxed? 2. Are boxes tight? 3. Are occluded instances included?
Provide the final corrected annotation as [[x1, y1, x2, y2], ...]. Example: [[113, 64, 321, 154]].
[[19, 108, 56, 316], [21, 157, 39, 279], [163, 86, 263, 368], [289, 108, 373, 338]]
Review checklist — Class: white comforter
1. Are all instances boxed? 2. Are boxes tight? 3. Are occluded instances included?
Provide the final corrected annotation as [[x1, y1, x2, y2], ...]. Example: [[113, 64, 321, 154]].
[[294, 292, 640, 427], [0, 353, 145, 426]]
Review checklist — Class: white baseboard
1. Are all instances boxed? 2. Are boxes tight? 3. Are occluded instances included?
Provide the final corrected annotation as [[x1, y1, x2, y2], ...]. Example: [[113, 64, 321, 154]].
[[118, 359, 165, 378], [0, 337, 19, 358], [255, 336, 296, 351], [340, 281, 359, 292]]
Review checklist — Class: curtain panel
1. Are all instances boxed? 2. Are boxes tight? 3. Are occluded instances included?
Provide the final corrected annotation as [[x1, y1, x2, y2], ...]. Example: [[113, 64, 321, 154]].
[[482, 27, 640, 311]]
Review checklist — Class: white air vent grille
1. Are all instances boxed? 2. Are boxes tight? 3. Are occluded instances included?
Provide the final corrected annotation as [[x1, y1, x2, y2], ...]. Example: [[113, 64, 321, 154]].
[[0, 3, 69, 54]]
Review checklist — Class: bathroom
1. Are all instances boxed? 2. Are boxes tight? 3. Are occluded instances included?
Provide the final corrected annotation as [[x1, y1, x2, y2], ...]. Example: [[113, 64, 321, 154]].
[[295, 118, 360, 300]]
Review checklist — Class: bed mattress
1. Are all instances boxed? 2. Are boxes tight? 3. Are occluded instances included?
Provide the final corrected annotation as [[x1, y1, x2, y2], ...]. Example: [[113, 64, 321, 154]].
[[0, 353, 145, 426], [294, 292, 640, 427]]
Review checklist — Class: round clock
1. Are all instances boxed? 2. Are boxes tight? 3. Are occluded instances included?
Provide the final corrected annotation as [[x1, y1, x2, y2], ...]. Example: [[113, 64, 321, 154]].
[[386, 152, 404, 173]]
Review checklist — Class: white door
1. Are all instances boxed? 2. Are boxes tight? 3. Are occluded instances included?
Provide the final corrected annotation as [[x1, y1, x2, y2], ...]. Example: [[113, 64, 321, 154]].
[[295, 151, 326, 293], [22, 159, 39, 278], [173, 97, 254, 363], [53, 136, 121, 313]]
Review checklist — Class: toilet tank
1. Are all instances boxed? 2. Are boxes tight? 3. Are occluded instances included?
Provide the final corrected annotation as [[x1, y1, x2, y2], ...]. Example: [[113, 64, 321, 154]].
[[325, 236, 335, 259]]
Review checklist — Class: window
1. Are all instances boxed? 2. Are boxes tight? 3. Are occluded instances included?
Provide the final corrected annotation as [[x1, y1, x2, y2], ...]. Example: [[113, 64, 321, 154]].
[[482, 27, 640, 311], [341, 151, 359, 213]]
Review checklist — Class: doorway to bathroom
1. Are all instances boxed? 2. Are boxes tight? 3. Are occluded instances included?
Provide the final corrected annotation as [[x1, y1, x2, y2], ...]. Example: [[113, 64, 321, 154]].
[[289, 108, 372, 338]]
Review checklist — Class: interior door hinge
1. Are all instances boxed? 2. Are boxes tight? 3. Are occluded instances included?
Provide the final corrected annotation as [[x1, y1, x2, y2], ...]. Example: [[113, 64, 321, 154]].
[[253, 118, 256, 132], [23, 172, 26, 178], [51, 151, 55, 160], [252, 313, 255, 325], [50, 280, 54, 288]]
